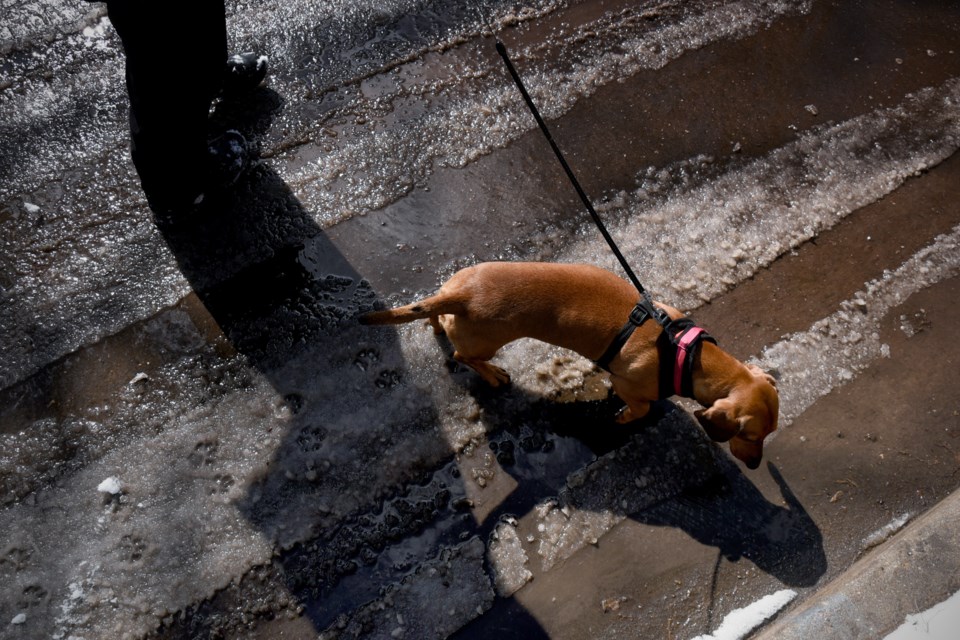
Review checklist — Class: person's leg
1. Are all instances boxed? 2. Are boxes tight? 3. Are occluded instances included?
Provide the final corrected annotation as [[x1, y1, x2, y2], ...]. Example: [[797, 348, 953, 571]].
[[106, 1, 227, 212]]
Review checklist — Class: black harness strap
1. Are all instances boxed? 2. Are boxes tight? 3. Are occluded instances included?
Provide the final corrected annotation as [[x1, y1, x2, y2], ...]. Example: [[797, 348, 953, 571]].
[[595, 300, 717, 400], [594, 296, 661, 371]]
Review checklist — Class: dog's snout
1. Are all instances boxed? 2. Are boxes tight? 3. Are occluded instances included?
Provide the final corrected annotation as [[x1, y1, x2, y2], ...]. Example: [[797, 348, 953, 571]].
[[730, 437, 763, 469]]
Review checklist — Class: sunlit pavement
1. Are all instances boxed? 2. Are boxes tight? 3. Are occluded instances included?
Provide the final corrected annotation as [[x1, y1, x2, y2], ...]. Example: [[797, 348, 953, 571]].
[[756, 491, 960, 640]]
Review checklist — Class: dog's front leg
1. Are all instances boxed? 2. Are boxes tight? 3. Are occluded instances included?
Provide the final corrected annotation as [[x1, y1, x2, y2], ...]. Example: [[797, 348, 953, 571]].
[[610, 376, 653, 423], [615, 401, 651, 424]]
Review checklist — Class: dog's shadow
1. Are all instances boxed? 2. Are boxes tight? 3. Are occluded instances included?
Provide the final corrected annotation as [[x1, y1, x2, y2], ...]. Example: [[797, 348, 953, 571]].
[[434, 334, 826, 591], [447, 364, 825, 639], [502, 396, 819, 579]]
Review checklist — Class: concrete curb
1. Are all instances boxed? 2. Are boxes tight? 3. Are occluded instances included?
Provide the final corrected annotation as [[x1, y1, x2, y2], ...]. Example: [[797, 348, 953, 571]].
[[753, 490, 960, 639]]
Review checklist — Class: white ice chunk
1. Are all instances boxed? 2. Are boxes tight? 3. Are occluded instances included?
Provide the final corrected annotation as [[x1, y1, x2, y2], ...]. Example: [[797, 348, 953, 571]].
[[96, 476, 122, 495], [862, 513, 913, 553], [487, 521, 532, 597], [691, 589, 797, 640]]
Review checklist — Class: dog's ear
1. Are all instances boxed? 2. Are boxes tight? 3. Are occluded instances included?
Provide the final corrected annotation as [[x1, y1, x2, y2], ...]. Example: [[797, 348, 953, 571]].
[[695, 399, 742, 443]]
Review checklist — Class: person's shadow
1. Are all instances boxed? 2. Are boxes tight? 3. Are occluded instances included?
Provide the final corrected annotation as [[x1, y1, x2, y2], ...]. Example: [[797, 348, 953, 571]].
[[153, 87, 823, 638], [154, 86, 557, 638], [153, 87, 463, 634]]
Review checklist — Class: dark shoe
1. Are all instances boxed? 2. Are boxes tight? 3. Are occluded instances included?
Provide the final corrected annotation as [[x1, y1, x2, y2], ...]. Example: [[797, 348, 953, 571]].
[[206, 129, 254, 190], [148, 191, 204, 222], [149, 130, 254, 222], [222, 52, 268, 96]]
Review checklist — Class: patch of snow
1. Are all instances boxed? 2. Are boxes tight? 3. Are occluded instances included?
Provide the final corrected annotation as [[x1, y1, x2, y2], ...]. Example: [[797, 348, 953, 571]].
[[761, 224, 960, 433], [862, 513, 914, 553], [690, 589, 797, 640], [487, 519, 532, 596], [885, 588, 960, 639]]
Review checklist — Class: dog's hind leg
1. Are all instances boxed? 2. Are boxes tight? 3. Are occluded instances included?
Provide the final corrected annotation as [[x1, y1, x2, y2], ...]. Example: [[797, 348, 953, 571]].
[[453, 351, 511, 387], [441, 317, 511, 386]]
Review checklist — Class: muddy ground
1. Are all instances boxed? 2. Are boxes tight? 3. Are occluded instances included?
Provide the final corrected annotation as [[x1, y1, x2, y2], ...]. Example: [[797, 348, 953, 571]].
[[2, 1, 960, 639]]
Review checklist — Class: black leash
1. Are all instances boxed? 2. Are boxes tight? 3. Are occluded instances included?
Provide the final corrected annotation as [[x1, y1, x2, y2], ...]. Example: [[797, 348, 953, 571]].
[[496, 37, 718, 377], [491, 33, 717, 393], [495, 40, 650, 301]]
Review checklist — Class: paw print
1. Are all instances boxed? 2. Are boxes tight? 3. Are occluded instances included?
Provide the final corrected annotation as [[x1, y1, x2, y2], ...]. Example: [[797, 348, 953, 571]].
[[1, 546, 31, 573], [375, 369, 402, 389], [119, 534, 147, 563], [296, 425, 328, 453], [283, 393, 305, 414], [354, 348, 380, 371], [189, 440, 219, 468], [17, 584, 48, 609], [318, 274, 354, 294], [209, 474, 235, 495]]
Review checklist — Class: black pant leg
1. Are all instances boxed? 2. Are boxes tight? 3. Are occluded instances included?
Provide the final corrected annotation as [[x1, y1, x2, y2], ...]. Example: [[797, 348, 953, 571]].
[[106, 1, 227, 210]]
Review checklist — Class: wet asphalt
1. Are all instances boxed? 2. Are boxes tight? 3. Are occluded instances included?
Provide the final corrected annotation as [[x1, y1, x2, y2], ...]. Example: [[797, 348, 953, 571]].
[[2, 1, 960, 639]]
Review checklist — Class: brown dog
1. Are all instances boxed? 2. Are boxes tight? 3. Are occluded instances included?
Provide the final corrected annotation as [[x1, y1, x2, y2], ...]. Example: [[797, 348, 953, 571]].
[[360, 262, 778, 468]]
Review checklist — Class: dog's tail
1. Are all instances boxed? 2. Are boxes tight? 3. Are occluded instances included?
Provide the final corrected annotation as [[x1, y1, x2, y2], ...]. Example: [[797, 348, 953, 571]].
[[359, 294, 466, 326]]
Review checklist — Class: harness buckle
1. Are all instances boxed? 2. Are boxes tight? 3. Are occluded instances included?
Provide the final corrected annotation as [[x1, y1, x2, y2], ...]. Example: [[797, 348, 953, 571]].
[[628, 301, 653, 326], [595, 299, 654, 371]]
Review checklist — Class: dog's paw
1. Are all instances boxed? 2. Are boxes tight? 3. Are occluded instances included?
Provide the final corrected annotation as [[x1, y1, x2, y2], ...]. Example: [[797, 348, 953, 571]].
[[614, 402, 650, 424], [479, 363, 511, 387], [490, 367, 511, 387]]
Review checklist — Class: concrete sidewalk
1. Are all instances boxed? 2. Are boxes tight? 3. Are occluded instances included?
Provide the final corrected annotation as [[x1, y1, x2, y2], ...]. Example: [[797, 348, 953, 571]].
[[754, 489, 960, 639]]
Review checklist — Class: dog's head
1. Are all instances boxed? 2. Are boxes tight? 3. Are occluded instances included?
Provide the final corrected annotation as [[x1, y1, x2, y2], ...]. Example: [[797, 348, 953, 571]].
[[694, 364, 779, 469]]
